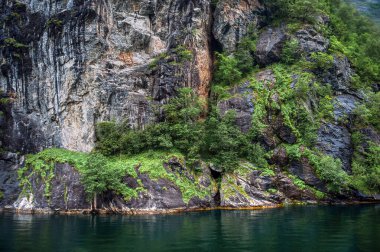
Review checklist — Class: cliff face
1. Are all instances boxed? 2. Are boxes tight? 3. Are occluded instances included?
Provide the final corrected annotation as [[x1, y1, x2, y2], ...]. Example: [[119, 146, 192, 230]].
[[0, 0, 217, 153]]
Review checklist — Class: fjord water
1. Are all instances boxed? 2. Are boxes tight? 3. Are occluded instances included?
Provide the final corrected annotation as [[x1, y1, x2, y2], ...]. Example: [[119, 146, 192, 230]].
[[0, 205, 379, 252]]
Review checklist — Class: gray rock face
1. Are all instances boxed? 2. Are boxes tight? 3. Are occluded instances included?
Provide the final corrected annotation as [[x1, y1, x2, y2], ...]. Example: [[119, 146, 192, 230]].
[[218, 81, 254, 133], [317, 123, 353, 172], [11, 157, 216, 212], [288, 158, 325, 190], [124, 174, 187, 210], [322, 56, 353, 92], [255, 26, 287, 66], [0, 0, 213, 153], [213, 0, 265, 52], [0, 152, 22, 207], [220, 166, 318, 208], [295, 27, 329, 54], [12, 163, 90, 211], [333, 94, 358, 121]]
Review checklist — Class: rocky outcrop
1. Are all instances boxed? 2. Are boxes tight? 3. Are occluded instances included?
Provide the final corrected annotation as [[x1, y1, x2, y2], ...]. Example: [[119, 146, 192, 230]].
[[220, 165, 318, 207], [322, 56, 353, 93], [10, 157, 217, 213], [295, 27, 329, 54], [317, 123, 353, 172], [217, 81, 254, 133], [333, 94, 358, 121], [213, 0, 266, 52], [255, 26, 287, 66], [13, 163, 90, 211]]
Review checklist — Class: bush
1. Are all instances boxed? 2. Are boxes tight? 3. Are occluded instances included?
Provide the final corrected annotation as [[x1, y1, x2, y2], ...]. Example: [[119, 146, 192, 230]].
[[213, 52, 242, 86], [308, 153, 349, 193], [281, 38, 301, 64], [81, 153, 136, 208], [310, 52, 334, 72], [351, 142, 380, 194], [267, 0, 327, 23], [203, 110, 250, 171]]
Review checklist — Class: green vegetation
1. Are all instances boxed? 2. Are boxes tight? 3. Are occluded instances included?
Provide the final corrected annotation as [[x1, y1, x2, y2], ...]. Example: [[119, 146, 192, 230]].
[[213, 52, 242, 86], [308, 153, 349, 193], [149, 46, 193, 69], [96, 88, 269, 172], [281, 38, 301, 64], [2, 38, 27, 49], [19, 148, 212, 205], [351, 138, 380, 194], [47, 18, 63, 28]]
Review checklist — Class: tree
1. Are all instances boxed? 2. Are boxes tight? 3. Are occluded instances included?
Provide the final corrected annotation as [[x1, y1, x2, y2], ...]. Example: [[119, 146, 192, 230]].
[[213, 52, 242, 86], [81, 153, 113, 210]]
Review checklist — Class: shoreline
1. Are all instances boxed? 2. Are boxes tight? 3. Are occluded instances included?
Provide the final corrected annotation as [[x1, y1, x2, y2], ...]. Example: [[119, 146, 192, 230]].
[[1, 200, 379, 216]]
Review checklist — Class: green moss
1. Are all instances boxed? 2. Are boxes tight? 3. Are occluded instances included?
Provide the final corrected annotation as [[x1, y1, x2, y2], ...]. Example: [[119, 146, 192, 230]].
[[221, 173, 252, 202], [288, 174, 307, 190], [47, 18, 63, 27], [129, 151, 211, 204], [267, 188, 278, 194], [3, 38, 28, 49], [19, 149, 212, 205], [0, 191, 4, 200]]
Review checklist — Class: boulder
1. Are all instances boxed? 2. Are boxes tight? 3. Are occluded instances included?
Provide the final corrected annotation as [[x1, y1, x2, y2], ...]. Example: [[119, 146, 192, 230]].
[[218, 81, 254, 133], [255, 26, 287, 66], [213, 0, 266, 52], [322, 56, 353, 93], [295, 27, 329, 54]]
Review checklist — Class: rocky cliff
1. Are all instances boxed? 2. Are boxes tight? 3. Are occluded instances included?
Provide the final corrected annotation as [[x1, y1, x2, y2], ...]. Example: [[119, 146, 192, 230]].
[[0, 0, 215, 153], [0, 0, 379, 213]]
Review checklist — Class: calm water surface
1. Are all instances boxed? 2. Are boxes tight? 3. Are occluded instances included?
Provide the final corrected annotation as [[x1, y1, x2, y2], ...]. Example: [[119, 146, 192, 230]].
[[0, 205, 379, 251]]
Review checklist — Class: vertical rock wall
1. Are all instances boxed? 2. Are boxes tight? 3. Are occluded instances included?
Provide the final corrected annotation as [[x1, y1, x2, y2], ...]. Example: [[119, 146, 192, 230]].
[[0, 0, 215, 153]]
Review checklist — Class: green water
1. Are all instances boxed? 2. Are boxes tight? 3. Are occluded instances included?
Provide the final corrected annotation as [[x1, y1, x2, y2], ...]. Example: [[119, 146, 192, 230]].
[[0, 205, 379, 251]]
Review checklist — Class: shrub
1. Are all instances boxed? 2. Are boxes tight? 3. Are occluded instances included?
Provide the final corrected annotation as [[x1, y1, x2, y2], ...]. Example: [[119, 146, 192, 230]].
[[213, 52, 242, 86], [310, 52, 334, 72], [351, 142, 380, 194], [281, 38, 301, 64], [308, 153, 349, 193]]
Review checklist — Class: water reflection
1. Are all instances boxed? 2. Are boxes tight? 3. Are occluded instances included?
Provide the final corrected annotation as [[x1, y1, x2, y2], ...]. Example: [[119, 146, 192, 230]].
[[0, 205, 379, 251]]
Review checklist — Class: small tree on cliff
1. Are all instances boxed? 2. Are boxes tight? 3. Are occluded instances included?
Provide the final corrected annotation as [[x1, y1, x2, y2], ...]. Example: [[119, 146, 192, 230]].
[[81, 153, 111, 210], [213, 52, 242, 86]]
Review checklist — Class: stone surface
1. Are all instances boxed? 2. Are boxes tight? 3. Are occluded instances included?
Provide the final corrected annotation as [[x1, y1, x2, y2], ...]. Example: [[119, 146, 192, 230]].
[[322, 56, 353, 93], [0, 152, 22, 207], [295, 27, 329, 54], [288, 158, 325, 190], [212, 0, 265, 52], [219, 166, 319, 208], [12, 163, 90, 211], [333, 94, 358, 121], [317, 123, 353, 172], [255, 26, 287, 66], [218, 81, 254, 133], [0, 0, 213, 153]]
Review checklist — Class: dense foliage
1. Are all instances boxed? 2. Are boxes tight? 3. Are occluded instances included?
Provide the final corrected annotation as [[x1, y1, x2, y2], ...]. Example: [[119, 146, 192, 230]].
[[96, 88, 269, 172]]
